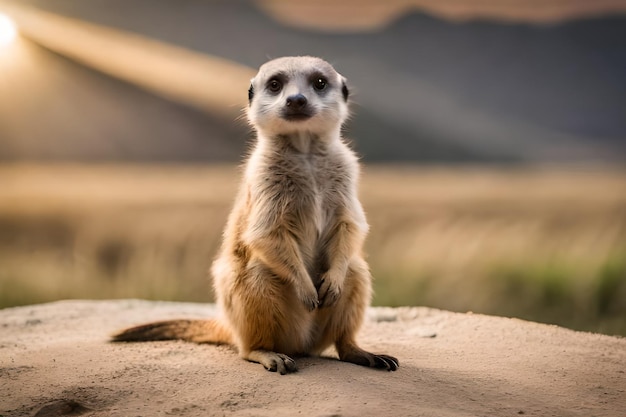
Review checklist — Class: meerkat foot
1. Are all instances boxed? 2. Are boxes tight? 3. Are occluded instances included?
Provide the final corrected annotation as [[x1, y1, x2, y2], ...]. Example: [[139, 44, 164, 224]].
[[244, 350, 298, 375], [338, 344, 399, 371]]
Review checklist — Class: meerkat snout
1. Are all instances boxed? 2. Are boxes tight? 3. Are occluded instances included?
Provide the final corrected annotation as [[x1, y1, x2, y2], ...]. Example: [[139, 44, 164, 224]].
[[285, 94, 308, 109], [283, 93, 312, 121]]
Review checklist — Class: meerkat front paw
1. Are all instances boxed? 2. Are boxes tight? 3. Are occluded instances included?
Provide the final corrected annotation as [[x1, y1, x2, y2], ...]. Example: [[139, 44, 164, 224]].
[[317, 271, 343, 308], [296, 282, 319, 311]]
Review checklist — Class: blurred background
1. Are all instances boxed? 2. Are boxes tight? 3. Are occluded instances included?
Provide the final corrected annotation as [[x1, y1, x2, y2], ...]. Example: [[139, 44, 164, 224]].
[[0, 0, 625, 335]]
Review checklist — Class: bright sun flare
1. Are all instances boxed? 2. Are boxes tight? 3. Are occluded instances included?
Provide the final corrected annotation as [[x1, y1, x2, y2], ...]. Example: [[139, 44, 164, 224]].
[[0, 13, 18, 47]]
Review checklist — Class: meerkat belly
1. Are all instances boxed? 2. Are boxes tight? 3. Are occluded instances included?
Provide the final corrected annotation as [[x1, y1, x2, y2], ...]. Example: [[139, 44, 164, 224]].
[[296, 166, 338, 280]]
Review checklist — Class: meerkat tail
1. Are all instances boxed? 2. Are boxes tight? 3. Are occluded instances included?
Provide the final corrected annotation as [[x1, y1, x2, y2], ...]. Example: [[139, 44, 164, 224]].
[[111, 318, 233, 345]]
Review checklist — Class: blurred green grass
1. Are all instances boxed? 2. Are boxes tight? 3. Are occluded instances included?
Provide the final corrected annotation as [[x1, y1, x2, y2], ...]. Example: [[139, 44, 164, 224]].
[[0, 164, 624, 336]]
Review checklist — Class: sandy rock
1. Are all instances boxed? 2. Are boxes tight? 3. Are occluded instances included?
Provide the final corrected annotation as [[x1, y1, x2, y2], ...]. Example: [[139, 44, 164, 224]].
[[1, 300, 624, 417]]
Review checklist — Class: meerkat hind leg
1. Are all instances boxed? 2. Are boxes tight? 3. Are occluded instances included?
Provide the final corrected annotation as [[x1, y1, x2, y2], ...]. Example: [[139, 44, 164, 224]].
[[243, 350, 298, 374], [329, 260, 400, 371]]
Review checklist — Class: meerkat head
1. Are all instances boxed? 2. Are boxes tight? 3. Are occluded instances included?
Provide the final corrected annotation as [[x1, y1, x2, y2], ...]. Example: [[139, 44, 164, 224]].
[[247, 56, 350, 137]]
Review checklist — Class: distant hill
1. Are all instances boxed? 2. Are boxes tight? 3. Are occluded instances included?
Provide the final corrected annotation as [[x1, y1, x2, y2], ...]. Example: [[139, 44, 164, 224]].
[[254, 0, 626, 30], [0, 41, 249, 162], [4, 0, 626, 162]]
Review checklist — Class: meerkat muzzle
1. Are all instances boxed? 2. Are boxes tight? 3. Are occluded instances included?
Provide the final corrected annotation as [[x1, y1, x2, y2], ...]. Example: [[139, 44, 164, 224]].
[[282, 93, 314, 121]]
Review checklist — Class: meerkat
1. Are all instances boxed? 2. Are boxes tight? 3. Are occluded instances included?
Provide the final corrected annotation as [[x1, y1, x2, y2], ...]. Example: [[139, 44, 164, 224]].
[[112, 56, 399, 374]]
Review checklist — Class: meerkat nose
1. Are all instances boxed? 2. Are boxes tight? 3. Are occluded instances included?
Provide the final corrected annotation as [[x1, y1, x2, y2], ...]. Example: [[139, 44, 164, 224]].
[[286, 94, 308, 109]]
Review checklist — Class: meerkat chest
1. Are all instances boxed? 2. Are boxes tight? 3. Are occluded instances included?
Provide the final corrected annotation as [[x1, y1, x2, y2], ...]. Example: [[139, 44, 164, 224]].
[[297, 152, 350, 233], [268, 152, 347, 228]]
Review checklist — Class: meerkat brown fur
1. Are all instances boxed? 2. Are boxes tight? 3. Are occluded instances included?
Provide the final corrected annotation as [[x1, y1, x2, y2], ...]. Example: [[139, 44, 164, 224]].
[[112, 56, 399, 374]]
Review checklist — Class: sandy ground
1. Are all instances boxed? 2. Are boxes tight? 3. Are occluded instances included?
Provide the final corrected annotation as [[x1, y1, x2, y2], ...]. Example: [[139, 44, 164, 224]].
[[1, 300, 624, 417]]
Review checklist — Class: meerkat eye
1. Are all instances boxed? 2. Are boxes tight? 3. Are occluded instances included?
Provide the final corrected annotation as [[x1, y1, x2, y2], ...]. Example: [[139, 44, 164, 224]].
[[267, 79, 283, 93], [313, 77, 327, 91]]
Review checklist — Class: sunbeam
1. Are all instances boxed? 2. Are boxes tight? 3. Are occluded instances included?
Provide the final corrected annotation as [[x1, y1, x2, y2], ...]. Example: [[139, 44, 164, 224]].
[[0, 13, 17, 48]]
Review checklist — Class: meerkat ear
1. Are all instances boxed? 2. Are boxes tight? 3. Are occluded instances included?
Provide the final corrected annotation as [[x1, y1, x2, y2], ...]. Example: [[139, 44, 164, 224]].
[[341, 80, 349, 102], [248, 82, 254, 104]]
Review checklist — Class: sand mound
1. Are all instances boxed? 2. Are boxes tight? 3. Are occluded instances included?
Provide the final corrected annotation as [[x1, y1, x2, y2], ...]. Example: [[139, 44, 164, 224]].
[[1, 300, 624, 416]]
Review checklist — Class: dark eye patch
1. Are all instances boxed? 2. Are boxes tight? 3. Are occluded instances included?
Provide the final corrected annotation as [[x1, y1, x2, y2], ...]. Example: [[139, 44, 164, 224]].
[[313, 77, 327, 91], [309, 72, 329, 92], [265, 72, 286, 94], [267, 79, 282, 93]]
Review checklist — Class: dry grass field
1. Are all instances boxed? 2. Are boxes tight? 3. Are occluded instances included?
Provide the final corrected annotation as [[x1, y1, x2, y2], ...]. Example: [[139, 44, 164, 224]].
[[0, 164, 624, 336]]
